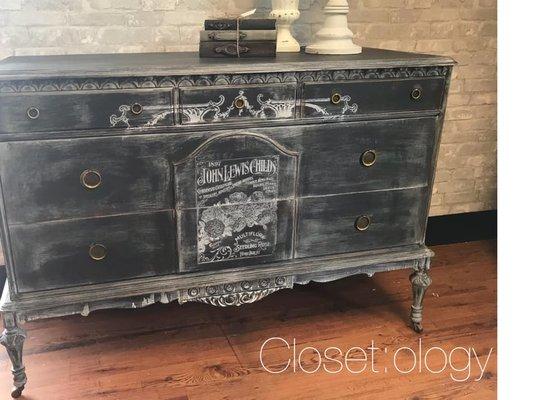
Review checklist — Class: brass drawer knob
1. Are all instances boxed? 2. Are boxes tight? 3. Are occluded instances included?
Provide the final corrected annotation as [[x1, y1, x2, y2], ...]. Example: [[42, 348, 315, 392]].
[[26, 106, 40, 120], [234, 98, 246, 109], [89, 244, 107, 261], [411, 87, 422, 100], [80, 169, 102, 189], [130, 103, 143, 115], [361, 150, 377, 167], [355, 215, 371, 231], [330, 93, 342, 105]]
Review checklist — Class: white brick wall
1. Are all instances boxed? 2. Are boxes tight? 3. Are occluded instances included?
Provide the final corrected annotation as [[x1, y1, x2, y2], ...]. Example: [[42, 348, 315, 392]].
[[0, 0, 497, 216]]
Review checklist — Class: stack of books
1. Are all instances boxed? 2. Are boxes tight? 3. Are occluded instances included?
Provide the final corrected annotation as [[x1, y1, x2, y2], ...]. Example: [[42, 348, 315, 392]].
[[199, 18, 277, 58]]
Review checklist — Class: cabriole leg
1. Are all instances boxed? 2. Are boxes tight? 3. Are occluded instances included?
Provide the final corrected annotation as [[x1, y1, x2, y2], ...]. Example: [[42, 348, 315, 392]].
[[1, 312, 27, 398], [410, 258, 432, 333]]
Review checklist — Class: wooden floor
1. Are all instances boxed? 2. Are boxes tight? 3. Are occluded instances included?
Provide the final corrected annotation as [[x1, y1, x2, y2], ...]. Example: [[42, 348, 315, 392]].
[[0, 241, 497, 399]]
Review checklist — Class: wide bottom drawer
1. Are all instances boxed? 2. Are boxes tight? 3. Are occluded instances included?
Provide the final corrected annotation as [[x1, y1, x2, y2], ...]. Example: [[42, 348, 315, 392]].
[[10, 211, 177, 293], [295, 187, 428, 258]]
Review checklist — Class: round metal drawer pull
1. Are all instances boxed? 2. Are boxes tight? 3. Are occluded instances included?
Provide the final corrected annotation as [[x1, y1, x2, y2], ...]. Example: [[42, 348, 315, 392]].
[[354, 215, 371, 232], [411, 87, 422, 100], [80, 169, 102, 189], [234, 98, 246, 109], [361, 150, 377, 167], [331, 93, 342, 105], [130, 103, 143, 115], [89, 244, 107, 261], [26, 106, 40, 120]]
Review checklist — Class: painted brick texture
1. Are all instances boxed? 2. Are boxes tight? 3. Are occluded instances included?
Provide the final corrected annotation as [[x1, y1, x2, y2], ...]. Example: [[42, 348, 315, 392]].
[[0, 0, 496, 216]]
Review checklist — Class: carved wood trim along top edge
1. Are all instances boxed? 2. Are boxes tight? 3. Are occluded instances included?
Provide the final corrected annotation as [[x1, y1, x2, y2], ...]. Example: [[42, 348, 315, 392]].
[[0, 66, 450, 93]]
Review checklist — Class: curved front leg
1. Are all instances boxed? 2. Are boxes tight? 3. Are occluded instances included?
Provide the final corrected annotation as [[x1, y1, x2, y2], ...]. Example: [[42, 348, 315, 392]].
[[1, 312, 27, 398], [410, 258, 432, 333]]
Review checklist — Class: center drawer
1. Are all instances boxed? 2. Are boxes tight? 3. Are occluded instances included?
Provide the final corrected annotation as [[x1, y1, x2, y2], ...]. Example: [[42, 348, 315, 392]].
[[9, 211, 177, 293], [179, 83, 297, 124]]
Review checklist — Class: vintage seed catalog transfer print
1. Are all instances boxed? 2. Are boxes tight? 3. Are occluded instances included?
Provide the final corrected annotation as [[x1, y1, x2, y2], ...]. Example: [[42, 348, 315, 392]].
[[195, 155, 279, 264]]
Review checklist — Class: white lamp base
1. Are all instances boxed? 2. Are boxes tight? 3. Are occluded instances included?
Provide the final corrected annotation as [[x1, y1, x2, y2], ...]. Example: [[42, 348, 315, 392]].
[[305, 39, 362, 55], [277, 37, 301, 53], [275, 27, 301, 52], [271, 0, 301, 53], [305, 0, 362, 55]]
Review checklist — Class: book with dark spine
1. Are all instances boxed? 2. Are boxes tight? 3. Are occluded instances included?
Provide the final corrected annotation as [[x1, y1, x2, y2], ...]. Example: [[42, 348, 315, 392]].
[[204, 19, 276, 31], [199, 41, 276, 58], [200, 30, 277, 42]]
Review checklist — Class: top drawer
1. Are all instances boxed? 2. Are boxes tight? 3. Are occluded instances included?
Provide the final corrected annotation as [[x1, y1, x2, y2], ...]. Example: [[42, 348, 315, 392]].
[[179, 83, 297, 125], [302, 77, 445, 119], [0, 89, 174, 134]]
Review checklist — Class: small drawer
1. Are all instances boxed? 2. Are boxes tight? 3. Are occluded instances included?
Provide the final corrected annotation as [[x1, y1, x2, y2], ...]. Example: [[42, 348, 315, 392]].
[[295, 187, 427, 258], [0, 89, 174, 134], [302, 77, 445, 119], [179, 84, 297, 124], [9, 211, 177, 293], [298, 117, 437, 196], [0, 137, 172, 225]]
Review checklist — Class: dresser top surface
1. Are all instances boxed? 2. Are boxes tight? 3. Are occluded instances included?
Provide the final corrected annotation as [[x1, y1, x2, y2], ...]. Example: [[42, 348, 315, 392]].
[[0, 47, 454, 81]]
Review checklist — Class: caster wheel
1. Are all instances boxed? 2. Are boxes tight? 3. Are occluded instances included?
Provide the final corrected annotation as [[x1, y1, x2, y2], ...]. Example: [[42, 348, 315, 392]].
[[11, 385, 24, 398], [413, 322, 423, 334]]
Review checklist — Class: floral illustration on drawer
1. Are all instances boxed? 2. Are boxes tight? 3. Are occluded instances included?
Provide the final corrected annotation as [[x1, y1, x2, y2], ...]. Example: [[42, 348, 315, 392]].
[[196, 156, 279, 263], [173, 132, 299, 271]]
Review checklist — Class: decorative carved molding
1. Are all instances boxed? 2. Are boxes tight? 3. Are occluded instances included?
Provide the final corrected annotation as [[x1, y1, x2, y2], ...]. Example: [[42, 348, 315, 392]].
[[0, 66, 450, 93], [180, 90, 296, 123], [191, 289, 280, 307], [178, 276, 294, 307], [48, 276, 295, 319]]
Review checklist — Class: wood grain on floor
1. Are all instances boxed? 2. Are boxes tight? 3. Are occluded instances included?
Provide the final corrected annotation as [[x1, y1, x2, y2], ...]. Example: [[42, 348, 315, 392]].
[[0, 241, 497, 400]]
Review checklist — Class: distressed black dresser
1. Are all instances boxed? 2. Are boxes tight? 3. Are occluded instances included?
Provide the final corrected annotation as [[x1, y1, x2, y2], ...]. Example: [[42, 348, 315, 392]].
[[0, 49, 453, 397]]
